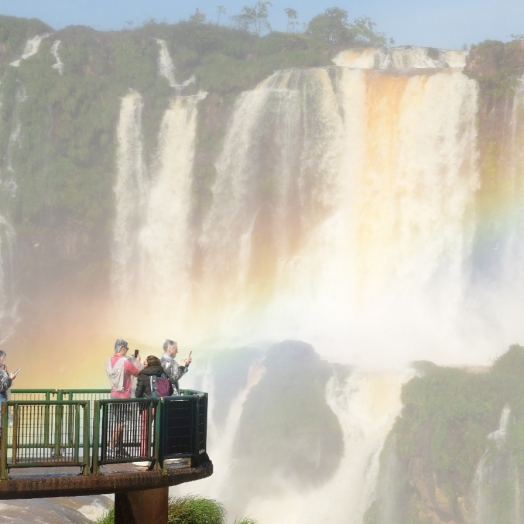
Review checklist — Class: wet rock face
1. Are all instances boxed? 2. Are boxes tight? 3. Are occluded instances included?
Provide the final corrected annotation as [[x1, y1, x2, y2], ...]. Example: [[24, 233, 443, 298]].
[[465, 39, 524, 78], [228, 340, 344, 499]]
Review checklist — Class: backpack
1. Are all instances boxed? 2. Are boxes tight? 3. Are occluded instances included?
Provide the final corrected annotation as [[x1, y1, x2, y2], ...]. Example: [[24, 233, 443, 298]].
[[150, 373, 173, 398]]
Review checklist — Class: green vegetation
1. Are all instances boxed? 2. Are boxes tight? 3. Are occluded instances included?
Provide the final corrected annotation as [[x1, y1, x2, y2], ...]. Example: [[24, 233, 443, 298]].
[[128, 4, 392, 94], [0, 5, 391, 232], [365, 345, 524, 523], [467, 39, 524, 98], [167, 495, 225, 524], [0, 15, 52, 73], [94, 495, 257, 524], [307, 8, 391, 47]]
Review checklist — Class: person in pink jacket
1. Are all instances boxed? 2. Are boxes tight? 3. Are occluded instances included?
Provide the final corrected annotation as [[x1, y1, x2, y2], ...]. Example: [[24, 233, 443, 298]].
[[105, 338, 142, 458]]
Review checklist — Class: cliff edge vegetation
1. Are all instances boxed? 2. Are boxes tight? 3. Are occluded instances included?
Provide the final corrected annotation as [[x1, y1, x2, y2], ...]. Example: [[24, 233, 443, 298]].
[[365, 345, 524, 523]]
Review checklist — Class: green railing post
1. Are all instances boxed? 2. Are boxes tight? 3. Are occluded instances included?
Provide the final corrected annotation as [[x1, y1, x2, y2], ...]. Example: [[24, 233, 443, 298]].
[[191, 396, 199, 465], [0, 402, 8, 480], [92, 400, 100, 475], [67, 391, 75, 446], [82, 402, 91, 475], [53, 391, 63, 457], [12, 404, 18, 466], [153, 399, 162, 470], [44, 392, 51, 446]]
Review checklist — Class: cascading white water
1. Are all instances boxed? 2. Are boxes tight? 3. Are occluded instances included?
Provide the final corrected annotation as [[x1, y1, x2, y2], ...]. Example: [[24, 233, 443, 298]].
[[4, 82, 27, 175], [228, 371, 409, 524], [198, 64, 479, 367], [156, 39, 177, 87], [136, 93, 205, 335], [50, 40, 64, 74], [10, 34, 49, 67], [175, 358, 264, 504], [155, 39, 195, 90], [0, 215, 17, 344], [474, 406, 520, 523], [109, 47, 524, 524], [111, 90, 147, 306], [333, 46, 468, 69], [112, 90, 206, 336]]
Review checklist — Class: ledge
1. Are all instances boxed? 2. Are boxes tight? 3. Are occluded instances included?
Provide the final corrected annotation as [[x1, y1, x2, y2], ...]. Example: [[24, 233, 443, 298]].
[[0, 460, 213, 499]]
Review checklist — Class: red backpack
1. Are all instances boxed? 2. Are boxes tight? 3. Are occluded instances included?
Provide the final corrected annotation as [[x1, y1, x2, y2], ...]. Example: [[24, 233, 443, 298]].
[[150, 373, 173, 397]]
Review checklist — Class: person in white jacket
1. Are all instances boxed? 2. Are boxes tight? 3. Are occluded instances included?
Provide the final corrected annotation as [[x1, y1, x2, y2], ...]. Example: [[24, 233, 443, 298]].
[[160, 339, 192, 395]]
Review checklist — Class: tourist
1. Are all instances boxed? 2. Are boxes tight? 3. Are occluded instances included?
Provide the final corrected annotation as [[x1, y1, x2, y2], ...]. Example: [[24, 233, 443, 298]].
[[135, 355, 169, 399], [160, 339, 192, 395], [0, 350, 17, 436], [105, 338, 142, 458]]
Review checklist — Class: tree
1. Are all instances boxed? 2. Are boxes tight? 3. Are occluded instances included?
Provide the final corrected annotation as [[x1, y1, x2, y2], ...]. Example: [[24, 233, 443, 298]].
[[189, 8, 207, 24], [217, 5, 226, 25], [348, 16, 390, 47], [231, 1, 272, 35], [306, 7, 350, 45], [284, 8, 298, 32]]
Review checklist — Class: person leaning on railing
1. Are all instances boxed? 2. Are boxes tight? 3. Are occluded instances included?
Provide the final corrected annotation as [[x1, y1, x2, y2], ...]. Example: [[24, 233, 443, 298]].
[[105, 338, 143, 458], [0, 350, 17, 436], [160, 339, 192, 396]]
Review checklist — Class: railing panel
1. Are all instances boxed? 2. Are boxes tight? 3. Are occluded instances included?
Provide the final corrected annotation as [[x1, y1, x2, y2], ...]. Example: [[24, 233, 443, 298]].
[[95, 398, 159, 467], [2, 389, 208, 477], [162, 397, 195, 458], [2, 401, 90, 473], [197, 395, 208, 454]]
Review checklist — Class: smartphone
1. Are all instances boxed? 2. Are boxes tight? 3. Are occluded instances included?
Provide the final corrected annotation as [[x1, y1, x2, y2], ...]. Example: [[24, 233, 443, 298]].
[[184, 351, 192, 371], [14, 367, 20, 375], [134, 349, 139, 358]]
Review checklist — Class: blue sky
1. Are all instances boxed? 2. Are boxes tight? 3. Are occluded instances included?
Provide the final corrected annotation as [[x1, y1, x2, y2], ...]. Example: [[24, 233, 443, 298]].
[[0, 0, 522, 50]]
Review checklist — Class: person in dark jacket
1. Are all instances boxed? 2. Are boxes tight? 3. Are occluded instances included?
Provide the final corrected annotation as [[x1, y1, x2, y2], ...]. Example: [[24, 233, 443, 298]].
[[135, 355, 164, 398], [135, 355, 166, 458]]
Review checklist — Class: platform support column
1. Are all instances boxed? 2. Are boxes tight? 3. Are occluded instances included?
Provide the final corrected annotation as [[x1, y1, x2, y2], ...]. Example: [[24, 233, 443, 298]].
[[115, 486, 168, 524]]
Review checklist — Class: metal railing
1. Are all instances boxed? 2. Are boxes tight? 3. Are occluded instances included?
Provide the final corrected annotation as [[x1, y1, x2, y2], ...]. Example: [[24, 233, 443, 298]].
[[0, 389, 208, 479]]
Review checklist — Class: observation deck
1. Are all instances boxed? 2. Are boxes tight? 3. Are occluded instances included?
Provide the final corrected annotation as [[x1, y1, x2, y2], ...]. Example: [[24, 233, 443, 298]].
[[0, 389, 213, 523]]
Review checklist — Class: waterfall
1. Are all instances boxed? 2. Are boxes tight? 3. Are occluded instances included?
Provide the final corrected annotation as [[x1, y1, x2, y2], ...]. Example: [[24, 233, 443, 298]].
[[136, 93, 204, 336], [50, 40, 64, 74], [10, 34, 49, 67], [111, 90, 147, 305], [175, 358, 264, 503], [112, 91, 205, 337], [156, 39, 177, 87], [236, 371, 408, 524], [199, 64, 479, 366], [467, 74, 524, 350], [333, 46, 468, 69], [155, 39, 196, 90], [104, 44, 524, 523], [0, 215, 17, 344], [474, 406, 520, 523]]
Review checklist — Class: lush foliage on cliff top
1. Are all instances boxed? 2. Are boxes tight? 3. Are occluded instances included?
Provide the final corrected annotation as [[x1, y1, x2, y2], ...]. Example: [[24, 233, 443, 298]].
[[365, 345, 524, 523], [396, 345, 524, 483]]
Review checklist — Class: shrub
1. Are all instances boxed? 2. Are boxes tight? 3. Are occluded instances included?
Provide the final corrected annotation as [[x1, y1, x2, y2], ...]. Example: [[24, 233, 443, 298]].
[[167, 495, 225, 524]]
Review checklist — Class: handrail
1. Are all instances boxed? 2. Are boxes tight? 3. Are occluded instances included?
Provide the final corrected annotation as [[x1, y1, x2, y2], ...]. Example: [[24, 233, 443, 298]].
[[1, 400, 91, 479], [0, 390, 208, 480]]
